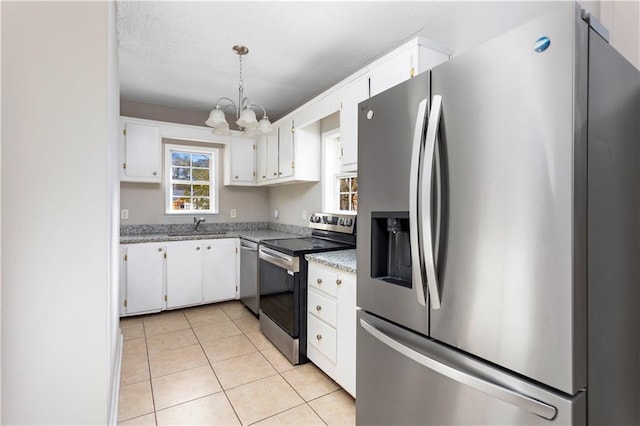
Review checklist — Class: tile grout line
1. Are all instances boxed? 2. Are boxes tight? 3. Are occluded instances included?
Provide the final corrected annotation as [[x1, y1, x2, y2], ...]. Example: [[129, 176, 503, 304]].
[[189, 308, 245, 425], [122, 304, 349, 425], [143, 316, 158, 425]]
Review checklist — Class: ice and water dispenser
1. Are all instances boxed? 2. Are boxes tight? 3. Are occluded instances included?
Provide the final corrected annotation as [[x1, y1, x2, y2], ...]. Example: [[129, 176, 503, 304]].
[[370, 212, 412, 288]]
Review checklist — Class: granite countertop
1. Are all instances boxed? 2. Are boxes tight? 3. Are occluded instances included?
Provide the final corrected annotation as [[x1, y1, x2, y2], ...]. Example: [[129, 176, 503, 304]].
[[306, 249, 357, 274], [120, 232, 233, 244], [237, 230, 306, 243], [120, 230, 305, 244], [120, 225, 308, 244]]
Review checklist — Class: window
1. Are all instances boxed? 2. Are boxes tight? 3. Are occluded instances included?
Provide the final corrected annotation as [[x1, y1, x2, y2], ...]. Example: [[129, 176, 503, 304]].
[[337, 174, 358, 212], [322, 127, 358, 213], [165, 144, 218, 214]]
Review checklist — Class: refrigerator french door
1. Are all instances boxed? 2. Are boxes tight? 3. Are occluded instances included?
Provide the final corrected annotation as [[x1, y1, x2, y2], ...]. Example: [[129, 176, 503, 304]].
[[356, 3, 639, 425]]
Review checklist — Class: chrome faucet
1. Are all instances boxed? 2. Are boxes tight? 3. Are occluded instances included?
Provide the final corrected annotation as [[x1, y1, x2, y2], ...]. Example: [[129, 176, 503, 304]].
[[193, 217, 206, 231]]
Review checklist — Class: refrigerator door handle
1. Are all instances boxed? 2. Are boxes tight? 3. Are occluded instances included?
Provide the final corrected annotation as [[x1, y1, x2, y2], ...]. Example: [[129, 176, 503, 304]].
[[409, 98, 428, 307], [360, 318, 558, 421], [422, 95, 443, 309]]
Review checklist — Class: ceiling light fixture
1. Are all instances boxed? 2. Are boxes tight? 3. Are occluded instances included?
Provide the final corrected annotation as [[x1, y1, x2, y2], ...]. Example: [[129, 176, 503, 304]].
[[205, 45, 272, 137]]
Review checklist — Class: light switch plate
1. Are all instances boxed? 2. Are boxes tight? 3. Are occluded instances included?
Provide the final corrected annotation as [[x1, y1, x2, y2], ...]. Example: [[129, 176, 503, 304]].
[[120, 209, 129, 220], [230, 209, 237, 218]]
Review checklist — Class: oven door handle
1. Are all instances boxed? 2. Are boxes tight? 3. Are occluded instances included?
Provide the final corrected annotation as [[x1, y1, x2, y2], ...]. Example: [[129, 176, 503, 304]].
[[259, 247, 300, 272]]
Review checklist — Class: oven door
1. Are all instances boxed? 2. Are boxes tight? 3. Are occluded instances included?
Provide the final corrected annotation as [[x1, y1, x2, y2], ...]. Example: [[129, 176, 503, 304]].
[[258, 246, 300, 338]]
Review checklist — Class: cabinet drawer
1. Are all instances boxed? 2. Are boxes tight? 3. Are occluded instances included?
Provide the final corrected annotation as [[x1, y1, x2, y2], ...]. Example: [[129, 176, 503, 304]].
[[308, 289, 337, 327], [307, 314, 337, 363], [308, 263, 339, 298]]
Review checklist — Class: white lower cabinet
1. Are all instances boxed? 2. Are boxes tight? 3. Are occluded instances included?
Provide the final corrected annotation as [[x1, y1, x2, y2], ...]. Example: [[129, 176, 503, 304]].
[[307, 261, 356, 397], [121, 242, 165, 316], [166, 240, 204, 309], [120, 238, 239, 316], [202, 238, 239, 303]]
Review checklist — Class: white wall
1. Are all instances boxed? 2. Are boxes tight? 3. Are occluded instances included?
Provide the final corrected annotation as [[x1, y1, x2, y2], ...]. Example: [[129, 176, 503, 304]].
[[600, 1, 640, 69], [1, 2, 118, 424], [269, 182, 323, 226], [106, 2, 122, 424]]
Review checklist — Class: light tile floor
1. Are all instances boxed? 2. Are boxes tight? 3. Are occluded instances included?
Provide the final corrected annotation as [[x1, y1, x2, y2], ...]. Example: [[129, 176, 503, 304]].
[[118, 301, 355, 425]]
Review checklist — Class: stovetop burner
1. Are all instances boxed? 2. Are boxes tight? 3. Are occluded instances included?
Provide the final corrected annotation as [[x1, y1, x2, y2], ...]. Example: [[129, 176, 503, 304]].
[[261, 212, 356, 256], [260, 237, 351, 256]]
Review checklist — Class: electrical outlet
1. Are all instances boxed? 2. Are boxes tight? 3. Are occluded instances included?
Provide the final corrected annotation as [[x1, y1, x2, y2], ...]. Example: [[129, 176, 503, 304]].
[[230, 209, 237, 218], [302, 210, 308, 220], [120, 209, 129, 220]]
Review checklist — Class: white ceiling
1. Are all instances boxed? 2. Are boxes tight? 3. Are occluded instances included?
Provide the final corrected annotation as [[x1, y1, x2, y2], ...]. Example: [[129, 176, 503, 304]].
[[116, 1, 567, 122]]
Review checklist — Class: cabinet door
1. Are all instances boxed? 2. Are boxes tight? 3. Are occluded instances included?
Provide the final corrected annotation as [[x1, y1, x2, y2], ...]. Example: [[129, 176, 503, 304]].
[[369, 48, 415, 97], [123, 122, 162, 182], [124, 243, 165, 315], [202, 239, 239, 303], [266, 129, 279, 180], [339, 77, 369, 171], [229, 136, 256, 183], [278, 121, 294, 178], [165, 240, 203, 308], [256, 135, 268, 182], [336, 271, 357, 397]]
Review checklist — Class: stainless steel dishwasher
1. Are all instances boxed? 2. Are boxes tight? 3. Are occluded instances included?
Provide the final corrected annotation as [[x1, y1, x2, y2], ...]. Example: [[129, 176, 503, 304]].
[[239, 239, 259, 314]]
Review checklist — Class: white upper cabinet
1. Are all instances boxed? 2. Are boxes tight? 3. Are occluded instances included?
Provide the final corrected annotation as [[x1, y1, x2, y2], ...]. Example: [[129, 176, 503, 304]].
[[251, 118, 320, 186], [265, 129, 280, 180], [121, 121, 162, 182], [256, 134, 268, 183], [277, 120, 295, 179], [222, 37, 452, 183], [369, 37, 452, 97], [338, 38, 453, 172], [338, 75, 370, 172], [120, 116, 221, 183], [224, 136, 256, 186]]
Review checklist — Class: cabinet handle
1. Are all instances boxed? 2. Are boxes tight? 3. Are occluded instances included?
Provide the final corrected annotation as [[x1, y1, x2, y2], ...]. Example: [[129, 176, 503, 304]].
[[207, 246, 211, 250], [235, 175, 238, 179], [316, 305, 322, 311], [336, 279, 342, 285], [317, 278, 322, 285], [316, 334, 322, 341], [152, 171, 157, 176], [157, 248, 162, 252], [273, 172, 277, 176], [196, 247, 201, 251], [262, 175, 266, 178]]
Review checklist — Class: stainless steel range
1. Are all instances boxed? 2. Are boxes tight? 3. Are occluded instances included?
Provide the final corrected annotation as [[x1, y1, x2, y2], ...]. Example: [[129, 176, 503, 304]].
[[258, 213, 356, 365]]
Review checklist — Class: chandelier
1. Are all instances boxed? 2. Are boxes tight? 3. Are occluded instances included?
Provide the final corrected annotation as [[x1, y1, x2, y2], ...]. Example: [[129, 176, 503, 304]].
[[205, 45, 272, 137]]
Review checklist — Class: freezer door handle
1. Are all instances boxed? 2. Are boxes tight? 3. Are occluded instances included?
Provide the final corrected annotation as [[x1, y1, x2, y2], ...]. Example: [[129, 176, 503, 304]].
[[409, 98, 428, 307], [360, 318, 558, 421], [422, 95, 443, 309]]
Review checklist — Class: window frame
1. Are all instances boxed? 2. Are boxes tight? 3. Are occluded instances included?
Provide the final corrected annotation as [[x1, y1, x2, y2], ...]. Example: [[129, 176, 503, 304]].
[[335, 172, 358, 213], [164, 143, 219, 215]]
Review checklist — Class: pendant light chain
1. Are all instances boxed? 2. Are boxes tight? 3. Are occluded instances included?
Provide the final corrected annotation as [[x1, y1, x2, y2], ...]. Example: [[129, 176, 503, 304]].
[[238, 53, 244, 114]]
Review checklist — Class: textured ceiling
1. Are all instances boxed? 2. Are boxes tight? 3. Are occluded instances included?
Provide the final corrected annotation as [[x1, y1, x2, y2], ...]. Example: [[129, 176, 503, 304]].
[[116, 1, 566, 122]]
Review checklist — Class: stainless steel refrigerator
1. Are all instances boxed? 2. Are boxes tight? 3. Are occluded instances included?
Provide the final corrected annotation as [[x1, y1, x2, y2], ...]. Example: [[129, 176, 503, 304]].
[[356, 3, 639, 425]]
